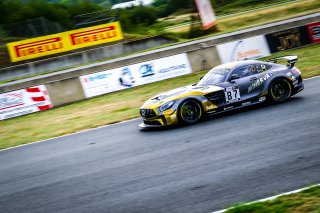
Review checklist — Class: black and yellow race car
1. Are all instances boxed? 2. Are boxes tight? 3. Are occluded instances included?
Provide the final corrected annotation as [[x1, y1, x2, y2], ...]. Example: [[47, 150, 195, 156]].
[[139, 56, 304, 128]]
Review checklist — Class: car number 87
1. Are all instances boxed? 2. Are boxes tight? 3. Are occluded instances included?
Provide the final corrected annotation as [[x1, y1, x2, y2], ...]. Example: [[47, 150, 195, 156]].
[[225, 86, 241, 104]]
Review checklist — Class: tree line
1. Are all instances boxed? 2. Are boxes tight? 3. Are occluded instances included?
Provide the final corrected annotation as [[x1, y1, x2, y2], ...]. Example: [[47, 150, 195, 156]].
[[0, 0, 282, 37]]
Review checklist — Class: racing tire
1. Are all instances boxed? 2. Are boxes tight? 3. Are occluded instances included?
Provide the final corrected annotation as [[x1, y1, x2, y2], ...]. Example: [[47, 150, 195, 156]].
[[178, 99, 203, 125], [269, 78, 292, 103]]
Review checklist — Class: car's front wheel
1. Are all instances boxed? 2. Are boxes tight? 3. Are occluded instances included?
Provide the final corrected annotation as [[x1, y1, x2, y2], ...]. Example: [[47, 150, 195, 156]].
[[269, 78, 292, 103], [178, 99, 203, 125]]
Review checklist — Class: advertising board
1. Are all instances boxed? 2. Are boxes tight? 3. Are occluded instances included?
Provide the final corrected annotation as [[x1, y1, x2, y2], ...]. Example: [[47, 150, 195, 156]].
[[265, 25, 311, 53], [80, 53, 192, 98], [307, 22, 320, 43], [7, 22, 123, 62], [195, 0, 217, 30], [216, 35, 271, 63], [0, 85, 52, 120]]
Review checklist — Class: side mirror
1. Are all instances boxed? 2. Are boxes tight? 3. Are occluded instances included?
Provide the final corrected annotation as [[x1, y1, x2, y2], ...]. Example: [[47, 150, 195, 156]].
[[229, 74, 240, 82]]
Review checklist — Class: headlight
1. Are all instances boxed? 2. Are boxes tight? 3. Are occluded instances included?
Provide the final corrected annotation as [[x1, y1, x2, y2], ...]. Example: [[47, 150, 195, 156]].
[[159, 100, 175, 112]]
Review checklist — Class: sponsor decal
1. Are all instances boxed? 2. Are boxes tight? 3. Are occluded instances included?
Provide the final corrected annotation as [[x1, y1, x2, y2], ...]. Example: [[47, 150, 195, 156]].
[[70, 26, 117, 46], [0, 85, 52, 120], [224, 106, 233, 111], [307, 22, 320, 43], [14, 37, 63, 58], [216, 35, 271, 63], [139, 63, 155, 77], [7, 22, 123, 62], [265, 26, 311, 53], [259, 96, 266, 102], [119, 67, 135, 87], [242, 101, 251, 106], [248, 72, 276, 93], [158, 64, 187, 73], [0, 92, 24, 110], [80, 53, 192, 98], [205, 105, 215, 110], [83, 73, 111, 82], [170, 114, 177, 119]]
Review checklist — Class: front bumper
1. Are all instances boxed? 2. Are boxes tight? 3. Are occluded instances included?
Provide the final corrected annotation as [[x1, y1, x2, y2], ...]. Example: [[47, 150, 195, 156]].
[[139, 109, 179, 128]]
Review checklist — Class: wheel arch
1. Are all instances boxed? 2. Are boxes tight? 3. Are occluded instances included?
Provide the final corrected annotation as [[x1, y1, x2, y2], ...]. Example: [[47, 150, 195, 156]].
[[177, 97, 204, 123]]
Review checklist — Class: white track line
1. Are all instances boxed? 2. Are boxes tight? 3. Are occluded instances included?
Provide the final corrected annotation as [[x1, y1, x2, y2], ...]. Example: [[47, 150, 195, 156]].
[[1, 75, 319, 152], [212, 183, 320, 213], [0, 118, 141, 152]]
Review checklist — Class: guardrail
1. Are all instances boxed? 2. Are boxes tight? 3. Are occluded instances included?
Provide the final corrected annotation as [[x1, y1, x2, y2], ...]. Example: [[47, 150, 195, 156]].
[[0, 13, 319, 120]]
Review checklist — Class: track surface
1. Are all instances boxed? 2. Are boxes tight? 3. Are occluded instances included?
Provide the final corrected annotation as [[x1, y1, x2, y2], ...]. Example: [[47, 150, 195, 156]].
[[1, 78, 319, 213]]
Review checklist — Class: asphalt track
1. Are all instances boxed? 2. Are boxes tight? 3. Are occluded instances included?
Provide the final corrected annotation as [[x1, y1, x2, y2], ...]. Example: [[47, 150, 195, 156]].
[[0, 77, 319, 213]]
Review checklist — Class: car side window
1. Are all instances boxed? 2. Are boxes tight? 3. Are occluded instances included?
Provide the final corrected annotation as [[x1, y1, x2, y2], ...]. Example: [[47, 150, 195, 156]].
[[255, 63, 272, 72], [232, 65, 257, 78]]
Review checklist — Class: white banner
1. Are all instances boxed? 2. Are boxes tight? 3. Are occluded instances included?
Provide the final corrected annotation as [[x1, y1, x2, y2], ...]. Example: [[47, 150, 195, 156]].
[[0, 85, 52, 120], [195, 0, 217, 30], [80, 53, 192, 98], [216, 35, 271, 63]]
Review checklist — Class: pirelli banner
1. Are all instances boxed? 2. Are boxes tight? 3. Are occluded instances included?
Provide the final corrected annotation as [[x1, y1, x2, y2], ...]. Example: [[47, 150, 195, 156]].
[[7, 21, 123, 62]]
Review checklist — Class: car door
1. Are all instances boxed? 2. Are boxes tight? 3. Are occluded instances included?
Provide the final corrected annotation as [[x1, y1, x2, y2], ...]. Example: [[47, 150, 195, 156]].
[[222, 64, 262, 104]]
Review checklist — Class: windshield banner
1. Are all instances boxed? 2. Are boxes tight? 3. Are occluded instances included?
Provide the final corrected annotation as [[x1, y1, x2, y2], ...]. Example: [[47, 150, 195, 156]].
[[79, 53, 192, 98]]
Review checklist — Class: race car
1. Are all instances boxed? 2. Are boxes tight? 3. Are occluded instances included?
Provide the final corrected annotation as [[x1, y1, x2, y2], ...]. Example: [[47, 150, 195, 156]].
[[139, 56, 304, 128]]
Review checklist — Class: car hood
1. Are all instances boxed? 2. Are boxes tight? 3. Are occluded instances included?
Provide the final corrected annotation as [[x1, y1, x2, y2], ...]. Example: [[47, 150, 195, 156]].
[[141, 84, 223, 108]]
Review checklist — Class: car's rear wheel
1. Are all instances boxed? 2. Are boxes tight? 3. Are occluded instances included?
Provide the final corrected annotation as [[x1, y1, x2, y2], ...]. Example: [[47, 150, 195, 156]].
[[269, 78, 292, 103], [179, 99, 203, 125]]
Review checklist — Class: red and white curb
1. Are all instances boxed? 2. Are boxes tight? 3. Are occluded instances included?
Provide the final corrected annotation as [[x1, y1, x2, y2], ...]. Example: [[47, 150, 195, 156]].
[[212, 183, 320, 213], [1, 75, 319, 152]]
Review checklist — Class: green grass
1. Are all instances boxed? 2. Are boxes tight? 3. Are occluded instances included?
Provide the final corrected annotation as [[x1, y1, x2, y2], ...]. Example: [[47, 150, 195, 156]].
[[0, 44, 319, 150], [166, 0, 320, 35], [226, 185, 320, 213]]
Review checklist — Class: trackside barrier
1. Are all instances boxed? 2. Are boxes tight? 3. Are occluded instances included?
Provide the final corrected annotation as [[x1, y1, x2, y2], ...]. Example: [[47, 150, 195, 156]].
[[0, 14, 319, 120]]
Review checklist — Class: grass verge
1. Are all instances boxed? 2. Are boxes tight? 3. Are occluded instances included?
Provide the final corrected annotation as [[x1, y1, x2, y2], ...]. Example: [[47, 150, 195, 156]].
[[165, 0, 320, 34], [225, 185, 320, 213], [0, 44, 319, 150]]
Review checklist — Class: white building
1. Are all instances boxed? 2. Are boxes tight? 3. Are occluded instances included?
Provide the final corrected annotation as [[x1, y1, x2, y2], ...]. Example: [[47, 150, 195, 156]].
[[111, 0, 154, 9]]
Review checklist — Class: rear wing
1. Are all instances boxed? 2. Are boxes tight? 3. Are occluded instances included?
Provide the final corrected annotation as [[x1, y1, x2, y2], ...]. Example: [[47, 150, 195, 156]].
[[267, 55, 298, 68]]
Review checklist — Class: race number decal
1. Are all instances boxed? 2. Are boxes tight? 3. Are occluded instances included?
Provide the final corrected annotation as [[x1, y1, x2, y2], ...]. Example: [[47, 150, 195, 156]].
[[224, 86, 241, 104]]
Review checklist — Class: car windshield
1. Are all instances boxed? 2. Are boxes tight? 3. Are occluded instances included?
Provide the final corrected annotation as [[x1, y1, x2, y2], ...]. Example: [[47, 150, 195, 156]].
[[197, 68, 230, 86]]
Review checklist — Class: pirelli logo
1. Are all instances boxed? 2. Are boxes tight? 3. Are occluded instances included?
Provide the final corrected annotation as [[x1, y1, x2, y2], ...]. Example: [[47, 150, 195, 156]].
[[70, 26, 117, 46], [14, 37, 63, 58], [7, 22, 123, 62]]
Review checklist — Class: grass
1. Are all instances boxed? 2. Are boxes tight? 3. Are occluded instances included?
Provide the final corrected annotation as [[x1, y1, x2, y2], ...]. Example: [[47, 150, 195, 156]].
[[167, 0, 320, 34], [225, 185, 320, 213], [0, 44, 319, 150]]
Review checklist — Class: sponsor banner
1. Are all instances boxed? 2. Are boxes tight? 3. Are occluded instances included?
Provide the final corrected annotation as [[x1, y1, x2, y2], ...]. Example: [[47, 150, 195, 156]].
[[216, 35, 271, 63], [307, 22, 320, 43], [80, 53, 192, 98], [0, 85, 53, 120], [265, 25, 311, 53], [195, 0, 217, 30], [7, 21, 123, 62]]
